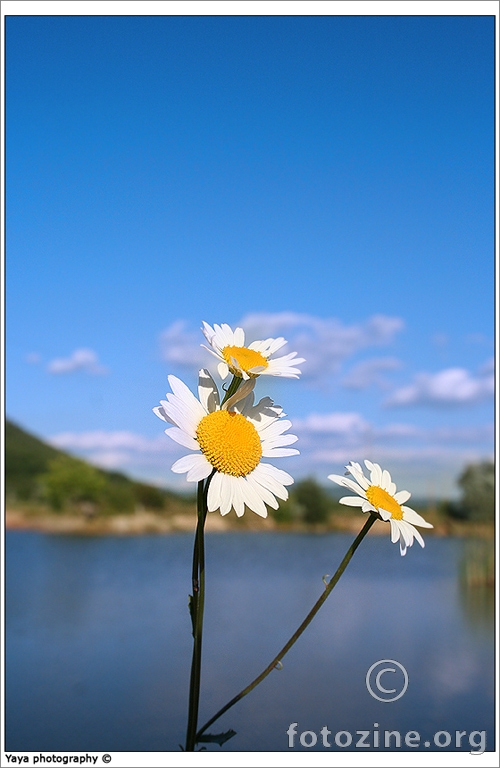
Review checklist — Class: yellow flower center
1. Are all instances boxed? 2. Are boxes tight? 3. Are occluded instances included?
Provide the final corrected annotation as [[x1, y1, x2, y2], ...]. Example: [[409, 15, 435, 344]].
[[222, 345, 269, 376], [196, 410, 262, 476], [366, 485, 403, 520]]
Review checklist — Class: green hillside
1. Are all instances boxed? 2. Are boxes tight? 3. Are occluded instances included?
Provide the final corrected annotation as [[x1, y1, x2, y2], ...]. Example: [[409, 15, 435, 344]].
[[5, 419, 185, 514], [5, 420, 63, 500]]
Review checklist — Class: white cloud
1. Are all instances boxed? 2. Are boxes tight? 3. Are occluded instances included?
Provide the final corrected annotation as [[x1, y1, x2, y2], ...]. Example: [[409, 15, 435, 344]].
[[312, 445, 492, 465], [49, 430, 168, 453], [479, 357, 494, 375], [25, 352, 41, 364], [46, 414, 493, 499], [159, 312, 405, 387], [342, 356, 402, 389], [431, 424, 494, 444], [47, 348, 108, 375], [465, 332, 490, 346], [432, 333, 449, 349], [159, 320, 206, 368], [295, 416, 492, 449], [386, 365, 494, 407], [295, 412, 370, 435], [86, 451, 135, 470], [48, 430, 181, 482], [378, 423, 423, 439], [241, 312, 404, 383]]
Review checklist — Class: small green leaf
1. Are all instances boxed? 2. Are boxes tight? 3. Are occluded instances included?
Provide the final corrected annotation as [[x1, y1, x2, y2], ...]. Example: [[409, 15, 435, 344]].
[[197, 729, 237, 746]]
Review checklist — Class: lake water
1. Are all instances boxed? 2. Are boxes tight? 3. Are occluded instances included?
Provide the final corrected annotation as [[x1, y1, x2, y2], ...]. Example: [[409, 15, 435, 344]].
[[5, 530, 495, 753]]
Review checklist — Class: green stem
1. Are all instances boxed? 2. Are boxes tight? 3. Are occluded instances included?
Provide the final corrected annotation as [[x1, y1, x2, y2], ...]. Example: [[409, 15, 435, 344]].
[[184, 477, 211, 751], [184, 372, 244, 750], [196, 512, 378, 742], [220, 374, 243, 406]]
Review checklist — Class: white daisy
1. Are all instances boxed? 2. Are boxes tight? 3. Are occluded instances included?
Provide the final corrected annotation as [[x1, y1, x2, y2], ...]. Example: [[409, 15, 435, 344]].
[[153, 369, 299, 517], [328, 460, 433, 556], [201, 321, 305, 380]]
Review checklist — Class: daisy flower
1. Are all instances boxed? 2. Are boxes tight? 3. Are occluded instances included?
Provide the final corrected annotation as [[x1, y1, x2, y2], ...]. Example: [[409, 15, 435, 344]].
[[201, 321, 305, 380], [328, 460, 433, 556], [153, 369, 299, 517]]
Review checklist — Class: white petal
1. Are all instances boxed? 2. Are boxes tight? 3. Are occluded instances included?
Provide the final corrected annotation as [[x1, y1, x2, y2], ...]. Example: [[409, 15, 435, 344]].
[[257, 418, 293, 439], [394, 489, 411, 504], [217, 362, 229, 380], [201, 321, 215, 342], [242, 396, 278, 423], [220, 323, 236, 346], [231, 477, 246, 517], [381, 469, 392, 491], [347, 463, 370, 490], [347, 461, 363, 474], [258, 463, 294, 486], [402, 507, 433, 528], [155, 401, 178, 426], [186, 456, 213, 482], [246, 474, 279, 509], [366, 460, 382, 486], [262, 447, 299, 458], [168, 375, 205, 418], [207, 472, 225, 513], [390, 519, 401, 544], [339, 496, 365, 507], [201, 343, 224, 362], [264, 356, 303, 377], [233, 327, 245, 346], [239, 477, 268, 517], [251, 464, 289, 500], [164, 427, 199, 450], [328, 473, 346, 485], [378, 507, 392, 521], [171, 454, 209, 478], [402, 520, 425, 548], [153, 405, 172, 424], [261, 433, 298, 450], [398, 519, 414, 548], [161, 398, 199, 438], [165, 379, 206, 429], [249, 336, 287, 355], [219, 476, 233, 516], [198, 369, 220, 413], [329, 475, 367, 497], [270, 350, 302, 363]]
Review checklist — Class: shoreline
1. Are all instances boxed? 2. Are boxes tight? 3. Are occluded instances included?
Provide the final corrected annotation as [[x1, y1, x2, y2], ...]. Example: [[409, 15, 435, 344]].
[[5, 507, 494, 538]]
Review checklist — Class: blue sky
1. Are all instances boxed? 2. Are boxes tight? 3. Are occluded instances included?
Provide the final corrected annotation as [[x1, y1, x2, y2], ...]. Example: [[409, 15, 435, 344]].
[[6, 11, 495, 498]]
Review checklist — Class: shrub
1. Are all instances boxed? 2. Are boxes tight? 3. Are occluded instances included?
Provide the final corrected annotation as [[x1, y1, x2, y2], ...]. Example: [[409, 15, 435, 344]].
[[39, 455, 106, 511], [294, 478, 331, 524], [445, 461, 495, 522]]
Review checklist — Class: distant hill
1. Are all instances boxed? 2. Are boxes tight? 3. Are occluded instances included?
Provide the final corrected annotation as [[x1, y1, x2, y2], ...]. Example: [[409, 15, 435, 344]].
[[5, 420, 64, 500], [5, 419, 184, 512]]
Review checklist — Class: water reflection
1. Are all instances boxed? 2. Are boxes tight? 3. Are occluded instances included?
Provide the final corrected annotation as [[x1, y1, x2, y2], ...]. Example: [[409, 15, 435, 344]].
[[6, 531, 495, 752], [459, 538, 495, 632]]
